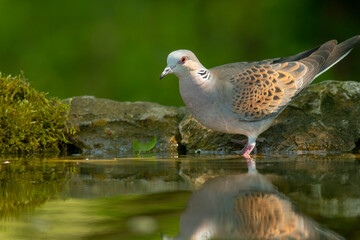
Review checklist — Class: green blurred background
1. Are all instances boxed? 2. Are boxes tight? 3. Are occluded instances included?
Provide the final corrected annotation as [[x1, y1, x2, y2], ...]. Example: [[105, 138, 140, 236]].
[[0, 0, 359, 107]]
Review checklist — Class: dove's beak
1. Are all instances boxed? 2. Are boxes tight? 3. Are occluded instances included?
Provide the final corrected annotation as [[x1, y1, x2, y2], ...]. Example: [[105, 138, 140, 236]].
[[160, 66, 175, 79]]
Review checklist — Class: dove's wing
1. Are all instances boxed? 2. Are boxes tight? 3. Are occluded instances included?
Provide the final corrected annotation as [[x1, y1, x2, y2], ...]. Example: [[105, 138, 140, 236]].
[[211, 38, 360, 121], [212, 60, 307, 121]]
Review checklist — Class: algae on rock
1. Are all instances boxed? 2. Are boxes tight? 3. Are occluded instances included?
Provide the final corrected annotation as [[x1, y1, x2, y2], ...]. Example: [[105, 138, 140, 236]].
[[0, 73, 75, 154]]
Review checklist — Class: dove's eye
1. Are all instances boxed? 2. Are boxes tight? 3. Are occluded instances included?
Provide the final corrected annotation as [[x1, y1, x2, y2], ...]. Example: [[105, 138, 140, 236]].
[[180, 56, 188, 64]]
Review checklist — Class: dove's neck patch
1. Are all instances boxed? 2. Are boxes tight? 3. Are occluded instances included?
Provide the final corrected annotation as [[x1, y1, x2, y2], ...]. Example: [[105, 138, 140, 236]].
[[197, 69, 211, 81]]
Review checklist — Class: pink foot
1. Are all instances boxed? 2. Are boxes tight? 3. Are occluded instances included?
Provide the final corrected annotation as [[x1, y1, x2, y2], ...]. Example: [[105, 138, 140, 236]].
[[232, 138, 259, 156], [243, 143, 255, 157], [233, 136, 258, 156]]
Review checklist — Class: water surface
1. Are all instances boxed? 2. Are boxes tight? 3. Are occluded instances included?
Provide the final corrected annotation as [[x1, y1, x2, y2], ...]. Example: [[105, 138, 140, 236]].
[[0, 154, 359, 239]]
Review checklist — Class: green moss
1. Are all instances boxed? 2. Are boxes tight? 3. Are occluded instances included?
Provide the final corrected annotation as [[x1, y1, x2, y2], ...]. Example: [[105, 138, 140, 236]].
[[0, 73, 75, 154]]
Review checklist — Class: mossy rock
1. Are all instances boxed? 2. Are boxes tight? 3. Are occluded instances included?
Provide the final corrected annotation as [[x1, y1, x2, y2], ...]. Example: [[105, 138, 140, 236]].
[[0, 73, 75, 154]]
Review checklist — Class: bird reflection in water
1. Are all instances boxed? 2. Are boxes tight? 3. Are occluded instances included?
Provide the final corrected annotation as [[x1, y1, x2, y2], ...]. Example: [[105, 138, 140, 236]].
[[162, 158, 344, 240]]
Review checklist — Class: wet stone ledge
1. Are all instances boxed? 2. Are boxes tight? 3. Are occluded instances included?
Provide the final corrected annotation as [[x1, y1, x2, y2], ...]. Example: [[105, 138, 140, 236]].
[[68, 96, 186, 155], [68, 80, 360, 155]]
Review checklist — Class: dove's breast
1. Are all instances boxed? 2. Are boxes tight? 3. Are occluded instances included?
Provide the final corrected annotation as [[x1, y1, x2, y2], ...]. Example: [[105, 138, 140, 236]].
[[179, 74, 273, 138]]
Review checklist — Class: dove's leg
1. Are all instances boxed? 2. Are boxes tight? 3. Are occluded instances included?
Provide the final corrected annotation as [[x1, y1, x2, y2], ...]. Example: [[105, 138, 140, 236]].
[[234, 136, 257, 156], [232, 136, 261, 156], [242, 136, 256, 157]]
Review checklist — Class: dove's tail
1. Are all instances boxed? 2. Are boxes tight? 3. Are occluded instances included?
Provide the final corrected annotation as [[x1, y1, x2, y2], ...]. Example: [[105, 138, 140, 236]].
[[316, 35, 360, 78], [275, 35, 360, 95], [300, 35, 360, 80]]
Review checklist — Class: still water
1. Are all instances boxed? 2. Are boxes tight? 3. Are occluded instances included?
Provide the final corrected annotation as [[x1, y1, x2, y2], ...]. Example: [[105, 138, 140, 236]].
[[0, 154, 359, 240]]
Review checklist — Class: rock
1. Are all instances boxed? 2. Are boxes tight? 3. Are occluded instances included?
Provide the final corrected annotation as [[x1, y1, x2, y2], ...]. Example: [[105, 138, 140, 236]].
[[67, 81, 360, 155], [179, 81, 360, 154], [179, 113, 240, 154], [68, 96, 186, 154]]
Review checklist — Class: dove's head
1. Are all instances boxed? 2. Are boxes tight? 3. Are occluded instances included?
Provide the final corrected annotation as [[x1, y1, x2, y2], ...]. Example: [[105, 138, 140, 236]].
[[160, 50, 203, 79]]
